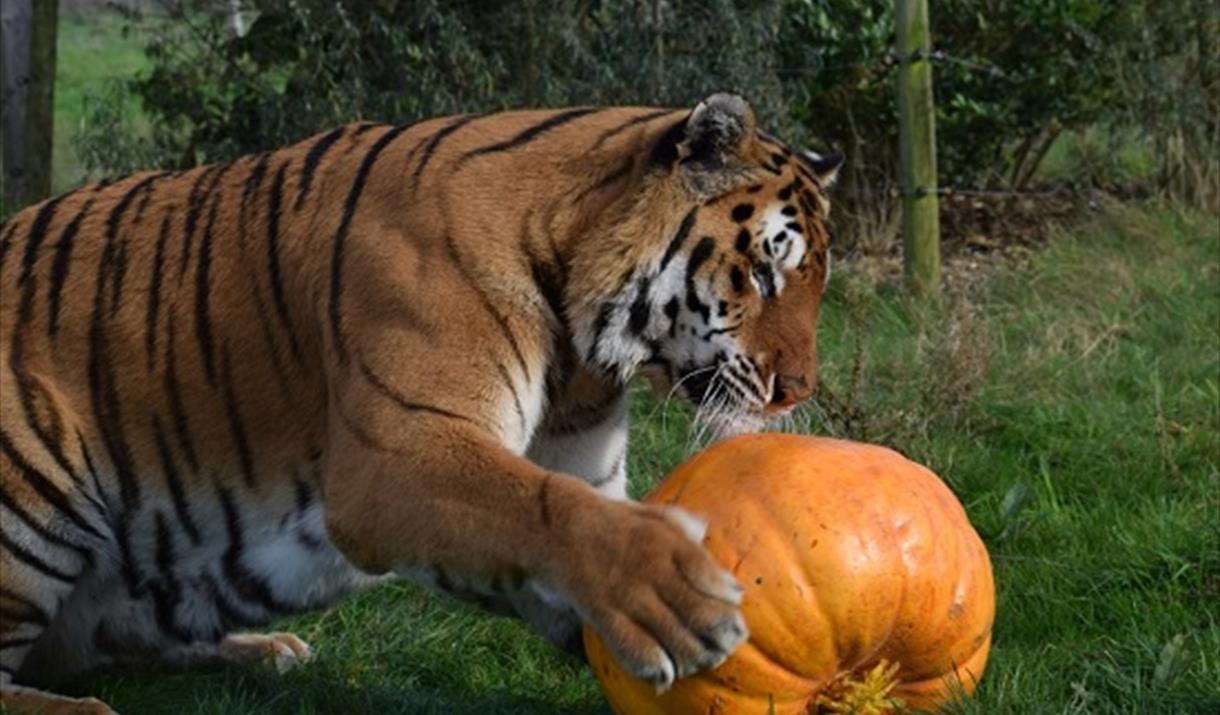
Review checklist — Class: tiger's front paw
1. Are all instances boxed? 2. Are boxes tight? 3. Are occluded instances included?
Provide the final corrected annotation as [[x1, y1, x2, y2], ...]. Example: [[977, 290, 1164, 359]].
[[564, 501, 747, 690]]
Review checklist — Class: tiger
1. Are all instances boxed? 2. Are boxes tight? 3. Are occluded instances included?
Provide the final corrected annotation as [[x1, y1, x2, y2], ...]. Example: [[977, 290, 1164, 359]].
[[0, 93, 842, 714]]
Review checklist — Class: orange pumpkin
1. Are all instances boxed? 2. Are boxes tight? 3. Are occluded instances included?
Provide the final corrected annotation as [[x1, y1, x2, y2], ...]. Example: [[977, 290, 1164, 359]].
[[585, 434, 994, 714]]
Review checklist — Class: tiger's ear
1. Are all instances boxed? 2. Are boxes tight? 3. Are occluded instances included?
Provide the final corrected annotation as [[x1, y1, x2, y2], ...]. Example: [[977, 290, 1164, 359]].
[[802, 150, 845, 187], [671, 93, 758, 198]]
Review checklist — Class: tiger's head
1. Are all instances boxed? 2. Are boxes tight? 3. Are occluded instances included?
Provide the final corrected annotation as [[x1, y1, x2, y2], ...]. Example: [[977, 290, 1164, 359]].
[[573, 94, 843, 438]]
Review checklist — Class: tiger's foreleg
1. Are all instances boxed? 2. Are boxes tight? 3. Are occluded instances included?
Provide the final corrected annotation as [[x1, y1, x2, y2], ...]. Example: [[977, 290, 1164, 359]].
[[516, 394, 632, 655], [323, 372, 746, 690]]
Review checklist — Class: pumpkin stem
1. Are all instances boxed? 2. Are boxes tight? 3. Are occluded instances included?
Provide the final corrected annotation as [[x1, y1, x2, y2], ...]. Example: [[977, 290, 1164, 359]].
[[811, 660, 904, 714]]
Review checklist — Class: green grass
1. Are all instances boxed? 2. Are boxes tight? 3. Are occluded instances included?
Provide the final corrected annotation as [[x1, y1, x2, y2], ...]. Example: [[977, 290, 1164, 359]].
[[53, 12, 150, 192], [62, 202, 1219, 714]]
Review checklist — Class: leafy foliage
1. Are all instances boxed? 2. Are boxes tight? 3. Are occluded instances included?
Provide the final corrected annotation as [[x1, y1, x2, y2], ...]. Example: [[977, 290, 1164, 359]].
[[77, 0, 1218, 208]]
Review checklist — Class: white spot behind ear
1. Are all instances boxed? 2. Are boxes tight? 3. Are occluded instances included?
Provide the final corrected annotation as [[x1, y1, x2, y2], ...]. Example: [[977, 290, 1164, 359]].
[[803, 150, 844, 187]]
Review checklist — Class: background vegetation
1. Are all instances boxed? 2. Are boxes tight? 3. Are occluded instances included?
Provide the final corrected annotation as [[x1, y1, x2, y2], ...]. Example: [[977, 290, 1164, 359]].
[[27, 0, 1220, 712], [68, 0, 1220, 233]]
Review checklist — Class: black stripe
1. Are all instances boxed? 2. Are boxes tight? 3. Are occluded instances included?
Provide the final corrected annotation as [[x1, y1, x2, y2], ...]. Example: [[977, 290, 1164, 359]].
[[247, 266, 296, 402], [410, 115, 480, 190], [726, 365, 765, 402], [9, 335, 83, 495], [715, 373, 749, 404], [0, 636, 38, 650], [178, 164, 223, 281], [293, 477, 314, 514], [200, 571, 260, 631], [220, 348, 258, 487], [335, 397, 402, 454], [294, 126, 346, 209], [358, 359, 483, 428], [460, 108, 601, 164], [628, 274, 653, 336], [660, 208, 698, 270], [194, 196, 221, 386], [238, 152, 271, 249], [267, 163, 304, 362], [494, 359, 526, 432], [686, 236, 715, 277], [588, 301, 616, 367], [328, 124, 410, 363], [0, 484, 91, 555], [151, 508, 177, 576], [133, 179, 157, 220], [47, 198, 94, 337], [530, 259, 568, 330], [88, 230, 142, 511], [538, 475, 553, 528], [18, 192, 73, 324], [164, 318, 201, 473], [218, 487, 293, 613], [0, 220, 19, 274], [103, 173, 169, 319], [76, 430, 113, 514], [0, 586, 51, 625], [0, 431, 105, 541], [149, 511, 192, 642], [590, 109, 677, 150], [152, 417, 201, 545], [548, 389, 624, 435], [144, 208, 174, 370], [0, 528, 77, 582], [442, 233, 532, 381], [572, 157, 634, 205]]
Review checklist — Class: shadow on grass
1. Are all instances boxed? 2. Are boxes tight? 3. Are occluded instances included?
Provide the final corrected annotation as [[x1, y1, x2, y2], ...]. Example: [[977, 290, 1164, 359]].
[[70, 663, 611, 715]]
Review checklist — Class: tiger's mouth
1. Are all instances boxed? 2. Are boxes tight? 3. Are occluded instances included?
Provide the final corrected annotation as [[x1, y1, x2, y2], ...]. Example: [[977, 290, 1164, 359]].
[[669, 361, 773, 440]]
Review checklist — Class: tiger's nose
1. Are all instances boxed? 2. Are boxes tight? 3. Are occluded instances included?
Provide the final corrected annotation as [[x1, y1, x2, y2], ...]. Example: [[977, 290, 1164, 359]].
[[769, 374, 814, 409]]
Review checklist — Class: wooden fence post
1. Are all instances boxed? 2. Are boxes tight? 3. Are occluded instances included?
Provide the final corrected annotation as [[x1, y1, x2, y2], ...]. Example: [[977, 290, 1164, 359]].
[[895, 0, 941, 295]]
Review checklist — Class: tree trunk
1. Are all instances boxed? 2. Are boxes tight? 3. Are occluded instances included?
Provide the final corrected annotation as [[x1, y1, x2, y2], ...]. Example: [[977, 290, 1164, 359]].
[[27, 0, 56, 202], [1, 0, 55, 212], [2, 0, 32, 212]]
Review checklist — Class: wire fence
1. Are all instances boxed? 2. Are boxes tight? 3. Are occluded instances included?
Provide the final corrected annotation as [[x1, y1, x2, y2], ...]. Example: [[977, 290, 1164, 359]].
[[775, 47, 1007, 79]]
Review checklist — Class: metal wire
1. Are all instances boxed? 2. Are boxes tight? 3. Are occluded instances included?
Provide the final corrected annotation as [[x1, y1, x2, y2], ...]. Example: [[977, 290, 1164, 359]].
[[842, 185, 1072, 199], [774, 48, 1007, 79]]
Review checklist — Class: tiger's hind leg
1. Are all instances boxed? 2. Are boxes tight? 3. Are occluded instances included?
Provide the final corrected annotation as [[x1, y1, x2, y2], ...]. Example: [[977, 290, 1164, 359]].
[[1, 428, 114, 713], [0, 540, 112, 715], [0, 682, 116, 715]]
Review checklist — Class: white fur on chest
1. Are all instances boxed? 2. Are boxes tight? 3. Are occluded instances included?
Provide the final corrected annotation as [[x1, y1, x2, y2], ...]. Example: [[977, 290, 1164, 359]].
[[527, 396, 629, 500]]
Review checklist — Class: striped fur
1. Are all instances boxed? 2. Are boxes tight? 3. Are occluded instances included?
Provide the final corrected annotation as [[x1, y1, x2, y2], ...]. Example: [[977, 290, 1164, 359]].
[[0, 93, 840, 713]]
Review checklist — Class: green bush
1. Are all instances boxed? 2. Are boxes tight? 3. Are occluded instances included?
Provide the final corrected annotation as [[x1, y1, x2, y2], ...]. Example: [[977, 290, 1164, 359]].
[[77, 0, 1218, 211]]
